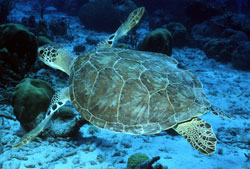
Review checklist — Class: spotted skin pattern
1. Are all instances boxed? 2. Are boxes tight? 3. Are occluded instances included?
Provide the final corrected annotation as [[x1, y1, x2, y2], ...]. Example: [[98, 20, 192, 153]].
[[38, 45, 59, 63]]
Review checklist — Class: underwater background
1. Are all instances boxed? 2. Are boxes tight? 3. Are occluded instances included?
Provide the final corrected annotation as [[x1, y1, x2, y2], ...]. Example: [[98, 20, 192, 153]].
[[0, 0, 249, 168]]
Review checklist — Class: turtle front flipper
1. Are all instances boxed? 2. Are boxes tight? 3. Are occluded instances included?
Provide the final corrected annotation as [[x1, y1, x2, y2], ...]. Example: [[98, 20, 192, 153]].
[[174, 117, 217, 155], [115, 7, 145, 39], [97, 7, 145, 48], [13, 87, 70, 148]]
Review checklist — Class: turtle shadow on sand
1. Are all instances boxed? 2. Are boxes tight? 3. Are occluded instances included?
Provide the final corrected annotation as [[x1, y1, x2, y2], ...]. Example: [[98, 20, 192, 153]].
[[71, 132, 100, 146], [70, 131, 118, 152]]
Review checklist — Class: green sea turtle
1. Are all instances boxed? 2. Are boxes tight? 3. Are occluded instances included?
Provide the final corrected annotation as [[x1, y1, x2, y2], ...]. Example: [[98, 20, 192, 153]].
[[13, 7, 224, 155]]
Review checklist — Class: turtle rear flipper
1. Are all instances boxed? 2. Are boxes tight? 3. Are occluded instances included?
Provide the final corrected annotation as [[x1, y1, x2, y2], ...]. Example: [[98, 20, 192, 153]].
[[209, 105, 235, 119], [174, 117, 216, 155], [13, 87, 70, 148]]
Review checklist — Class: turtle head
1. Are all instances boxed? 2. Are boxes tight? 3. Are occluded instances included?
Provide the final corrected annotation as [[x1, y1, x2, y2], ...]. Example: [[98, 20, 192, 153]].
[[38, 45, 75, 75]]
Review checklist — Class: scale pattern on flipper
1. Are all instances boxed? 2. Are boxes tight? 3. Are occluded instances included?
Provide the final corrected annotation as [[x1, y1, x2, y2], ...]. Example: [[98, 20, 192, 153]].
[[209, 105, 235, 119], [175, 117, 217, 155], [13, 87, 70, 148]]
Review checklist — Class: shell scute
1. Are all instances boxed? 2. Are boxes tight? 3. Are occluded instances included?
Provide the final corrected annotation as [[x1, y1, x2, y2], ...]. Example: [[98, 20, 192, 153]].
[[80, 109, 92, 121], [90, 52, 120, 70], [73, 52, 90, 71], [105, 122, 124, 133], [142, 59, 177, 74], [149, 90, 175, 123], [141, 70, 169, 94], [142, 123, 161, 134], [89, 116, 106, 129], [88, 68, 123, 122], [114, 59, 145, 80], [124, 125, 144, 134], [118, 79, 149, 125], [73, 63, 98, 109]]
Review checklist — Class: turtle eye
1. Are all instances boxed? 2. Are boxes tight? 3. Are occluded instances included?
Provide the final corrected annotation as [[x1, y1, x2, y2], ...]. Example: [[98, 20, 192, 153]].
[[107, 34, 116, 47], [108, 34, 115, 41], [108, 40, 113, 45], [39, 49, 44, 55], [38, 48, 45, 59]]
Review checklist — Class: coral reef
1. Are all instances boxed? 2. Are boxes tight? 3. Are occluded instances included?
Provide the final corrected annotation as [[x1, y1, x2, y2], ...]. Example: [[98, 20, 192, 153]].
[[138, 28, 173, 56], [166, 22, 188, 47], [221, 28, 248, 42], [191, 13, 250, 46], [49, 17, 69, 36], [0, 1, 249, 168], [11, 78, 85, 137], [21, 16, 36, 28], [135, 156, 164, 169], [78, 0, 136, 32], [51, 0, 88, 16], [37, 36, 52, 46], [191, 12, 250, 70], [203, 39, 237, 62], [186, 0, 224, 24], [73, 44, 86, 53], [0, 0, 16, 24], [232, 41, 250, 70], [12, 78, 55, 131], [0, 23, 38, 85], [127, 153, 149, 169]]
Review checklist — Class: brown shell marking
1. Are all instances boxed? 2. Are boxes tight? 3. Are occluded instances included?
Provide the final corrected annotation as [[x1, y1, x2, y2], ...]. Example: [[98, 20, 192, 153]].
[[69, 48, 210, 135]]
